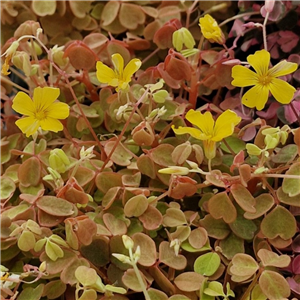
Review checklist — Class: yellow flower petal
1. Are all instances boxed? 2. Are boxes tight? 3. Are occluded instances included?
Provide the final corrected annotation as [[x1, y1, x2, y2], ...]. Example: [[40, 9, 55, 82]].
[[213, 110, 241, 141], [199, 14, 224, 44], [231, 65, 258, 87], [33, 87, 60, 112], [242, 84, 269, 110], [12, 92, 35, 116], [111, 53, 124, 76], [185, 110, 214, 137], [15, 117, 40, 137], [96, 61, 116, 85], [123, 58, 142, 83], [172, 125, 208, 140], [40, 118, 64, 132], [203, 140, 217, 159], [46, 102, 69, 119], [269, 78, 296, 104], [268, 60, 298, 77], [247, 50, 270, 76]]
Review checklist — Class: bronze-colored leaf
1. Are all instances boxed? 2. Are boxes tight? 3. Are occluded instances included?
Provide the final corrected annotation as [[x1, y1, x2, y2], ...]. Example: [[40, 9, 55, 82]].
[[259, 270, 291, 300], [159, 241, 187, 270], [244, 194, 274, 219], [119, 3, 145, 30], [261, 206, 297, 240], [132, 232, 157, 267], [257, 249, 291, 268], [174, 272, 204, 292], [208, 192, 237, 224], [230, 183, 256, 213]]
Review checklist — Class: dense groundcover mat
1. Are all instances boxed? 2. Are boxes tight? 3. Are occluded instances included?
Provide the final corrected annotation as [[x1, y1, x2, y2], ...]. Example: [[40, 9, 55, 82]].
[[1, 1, 300, 300]]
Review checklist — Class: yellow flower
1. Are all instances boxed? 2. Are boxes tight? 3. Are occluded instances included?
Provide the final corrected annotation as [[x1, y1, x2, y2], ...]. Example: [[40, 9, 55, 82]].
[[232, 49, 298, 110], [12, 87, 69, 137], [96, 53, 141, 92], [1, 41, 19, 75], [172, 109, 241, 159], [199, 14, 225, 44]]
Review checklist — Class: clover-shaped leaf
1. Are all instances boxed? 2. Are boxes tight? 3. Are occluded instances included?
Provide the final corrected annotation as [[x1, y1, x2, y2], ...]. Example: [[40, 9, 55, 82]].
[[259, 270, 291, 300], [18, 230, 36, 252], [208, 192, 237, 224], [230, 183, 256, 213], [257, 249, 291, 268], [159, 241, 187, 270], [282, 162, 300, 197], [261, 206, 297, 240], [122, 268, 147, 292], [230, 253, 259, 282], [75, 266, 97, 286], [37, 196, 74, 217], [174, 272, 204, 292], [194, 252, 220, 277]]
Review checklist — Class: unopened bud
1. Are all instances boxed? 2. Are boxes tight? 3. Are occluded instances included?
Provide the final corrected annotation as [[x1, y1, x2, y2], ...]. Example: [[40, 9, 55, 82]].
[[265, 0, 275, 13], [112, 253, 131, 265], [159, 166, 190, 175], [49, 149, 70, 173], [122, 235, 134, 250]]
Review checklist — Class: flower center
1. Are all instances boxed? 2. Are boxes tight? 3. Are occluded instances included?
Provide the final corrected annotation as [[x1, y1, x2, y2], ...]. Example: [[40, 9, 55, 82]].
[[258, 74, 272, 86], [34, 110, 46, 120]]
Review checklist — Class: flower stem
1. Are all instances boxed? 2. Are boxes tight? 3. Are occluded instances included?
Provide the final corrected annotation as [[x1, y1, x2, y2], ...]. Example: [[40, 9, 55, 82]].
[[262, 12, 270, 50], [132, 263, 151, 300]]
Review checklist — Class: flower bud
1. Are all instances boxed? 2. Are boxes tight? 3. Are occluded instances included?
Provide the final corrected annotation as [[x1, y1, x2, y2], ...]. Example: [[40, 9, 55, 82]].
[[264, 0, 275, 13], [80, 146, 96, 160], [133, 245, 141, 263], [112, 253, 131, 265], [172, 27, 195, 51], [122, 235, 134, 250], [12, 51, 31, 76], [158, 166, 190, 175], [49, 149, 70, 173], [199, 14, 225, 44]]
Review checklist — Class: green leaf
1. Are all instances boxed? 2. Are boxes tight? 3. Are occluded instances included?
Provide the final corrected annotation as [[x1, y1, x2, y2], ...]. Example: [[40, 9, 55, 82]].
[[17, 284, 44, 300], [261, 206, 296, 239], [220, 136, 246, 154], [0, 176, 16, 200], [18, 231, 36, 252], [204, 281, 225, 296], [219, 232, 244, 260], [153, 90, 169, 103], [282, 162, 300, 196], [271, 144, 298, 163], [277, 186, 300, 206], [194, 252, 220, 276], [45, 240, 64, 261], [75, 266, 98, 286]]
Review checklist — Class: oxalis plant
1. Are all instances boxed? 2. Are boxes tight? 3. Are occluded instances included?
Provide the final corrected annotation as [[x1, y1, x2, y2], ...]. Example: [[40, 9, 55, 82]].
[[1, 1, 300, 300]]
